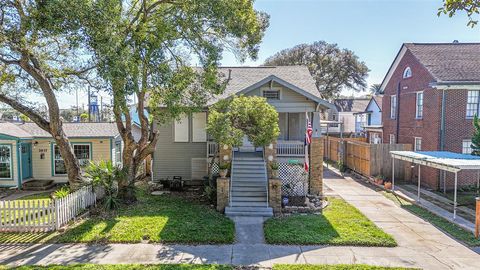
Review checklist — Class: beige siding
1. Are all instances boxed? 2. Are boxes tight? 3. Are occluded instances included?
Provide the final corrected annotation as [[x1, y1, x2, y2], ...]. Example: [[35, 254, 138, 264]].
[[32, 138, 113, 183], [245, 82, 317, 112], [0, 140, 18, 187]]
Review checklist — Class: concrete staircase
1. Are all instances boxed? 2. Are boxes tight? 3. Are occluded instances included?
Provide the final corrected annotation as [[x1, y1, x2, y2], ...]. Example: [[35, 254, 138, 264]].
[[225, 151, 273, 217]]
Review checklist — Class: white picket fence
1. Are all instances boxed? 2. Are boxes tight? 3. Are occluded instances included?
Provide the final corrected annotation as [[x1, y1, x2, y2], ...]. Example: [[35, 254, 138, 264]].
[[0, 185, 96, 232]]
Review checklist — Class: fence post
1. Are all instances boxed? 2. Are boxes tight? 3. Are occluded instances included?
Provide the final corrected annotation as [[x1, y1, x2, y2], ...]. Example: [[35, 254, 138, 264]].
[[476, 197, 480, 238]]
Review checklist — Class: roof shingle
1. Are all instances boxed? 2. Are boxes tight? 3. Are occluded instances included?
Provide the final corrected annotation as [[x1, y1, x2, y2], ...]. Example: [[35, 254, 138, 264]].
[[0, 122, 119, 138]]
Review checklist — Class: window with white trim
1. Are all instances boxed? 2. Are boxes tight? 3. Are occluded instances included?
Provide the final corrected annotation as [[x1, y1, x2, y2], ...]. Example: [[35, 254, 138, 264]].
[[192, 112, 207, 142], [462, 140, 473, 154], [174, 114, 189, 142], [0, 145, 12, 179], [389, 134, 395, 144], [414, 137, 422, 151], [54, 144, 91, 175], [262, 89, 280, 100], [416, 92, 423, 119], [403, 67, 412, 78], [390, 95, 397, 119], [466, 90, 480, 118]]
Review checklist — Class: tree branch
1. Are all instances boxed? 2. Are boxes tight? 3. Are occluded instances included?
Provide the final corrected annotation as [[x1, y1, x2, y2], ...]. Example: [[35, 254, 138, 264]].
[[0, 93, 50, 131]]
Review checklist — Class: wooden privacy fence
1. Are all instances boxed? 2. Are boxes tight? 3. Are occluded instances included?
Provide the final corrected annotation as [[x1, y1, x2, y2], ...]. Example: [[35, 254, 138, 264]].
[[345, 141, 412, 180], [0, 185, 96, 232], [323, 136, 367, 162]]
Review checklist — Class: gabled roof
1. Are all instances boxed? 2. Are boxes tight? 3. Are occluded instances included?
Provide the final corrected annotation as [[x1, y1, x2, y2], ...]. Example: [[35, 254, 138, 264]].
[[333, 98, 370, 113], [366, 95, 382, 112], [380, 43, 480, 90], [208, 66, 334, 110], [0, 122, 120, 139]]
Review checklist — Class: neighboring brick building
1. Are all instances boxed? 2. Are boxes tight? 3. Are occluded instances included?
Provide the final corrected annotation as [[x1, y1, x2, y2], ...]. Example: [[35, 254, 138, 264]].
[[380, 43, 480, 190]]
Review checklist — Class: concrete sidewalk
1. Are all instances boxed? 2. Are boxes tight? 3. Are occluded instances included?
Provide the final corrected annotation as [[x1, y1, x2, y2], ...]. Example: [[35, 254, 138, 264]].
[[0, 168, 479, 269]]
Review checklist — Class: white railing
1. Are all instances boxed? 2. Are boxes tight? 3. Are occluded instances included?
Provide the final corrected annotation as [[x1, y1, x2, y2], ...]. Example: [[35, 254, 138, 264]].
[[277, 140, 304, 157], [207, 141, 218, 157], [0, 185, 96, 232]]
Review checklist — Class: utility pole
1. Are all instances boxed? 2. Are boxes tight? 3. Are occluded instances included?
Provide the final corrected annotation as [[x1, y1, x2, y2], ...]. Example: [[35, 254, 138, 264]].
[[100, 95, 103, 122], [88, 86, 91, 122], [75, 88, 79, 122]]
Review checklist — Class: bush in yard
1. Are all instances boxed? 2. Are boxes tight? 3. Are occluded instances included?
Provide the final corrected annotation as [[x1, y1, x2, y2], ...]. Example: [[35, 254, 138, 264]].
[[85, 161, 126, 210], [53, 186, 70, 199]]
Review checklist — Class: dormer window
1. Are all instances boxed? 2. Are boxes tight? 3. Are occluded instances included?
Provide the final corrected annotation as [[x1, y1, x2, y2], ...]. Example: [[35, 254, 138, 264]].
[[403, 67, 412, 79], [263, 89, 280, 100]]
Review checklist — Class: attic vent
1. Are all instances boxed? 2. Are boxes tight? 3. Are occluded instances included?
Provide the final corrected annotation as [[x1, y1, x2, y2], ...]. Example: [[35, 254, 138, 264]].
[[453, 40, 459, 43], [263, 90, 280, 100]]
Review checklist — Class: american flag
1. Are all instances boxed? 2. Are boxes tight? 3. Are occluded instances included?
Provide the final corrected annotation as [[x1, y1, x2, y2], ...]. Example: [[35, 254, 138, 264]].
[[304, 113, 313, 172]]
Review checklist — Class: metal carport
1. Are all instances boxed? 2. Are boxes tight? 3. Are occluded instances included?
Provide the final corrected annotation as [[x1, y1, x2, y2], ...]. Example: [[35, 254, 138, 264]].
[[390, 151, 480, 219]]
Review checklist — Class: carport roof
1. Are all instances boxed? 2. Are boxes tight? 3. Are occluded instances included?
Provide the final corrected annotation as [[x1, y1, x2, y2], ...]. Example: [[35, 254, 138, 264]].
[[390, 151, 480, 172]]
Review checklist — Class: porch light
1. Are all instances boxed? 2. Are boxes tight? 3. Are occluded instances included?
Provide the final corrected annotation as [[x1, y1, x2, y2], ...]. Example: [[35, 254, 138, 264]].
[[33, 141, 38, 148]]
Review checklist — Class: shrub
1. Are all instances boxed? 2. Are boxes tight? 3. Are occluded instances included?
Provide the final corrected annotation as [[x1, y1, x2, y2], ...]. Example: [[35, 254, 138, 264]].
[[270, 162, 279, 170], [53, 186, 70, 199], [85, 160, 126, 210], [219, 162, 230, 170]]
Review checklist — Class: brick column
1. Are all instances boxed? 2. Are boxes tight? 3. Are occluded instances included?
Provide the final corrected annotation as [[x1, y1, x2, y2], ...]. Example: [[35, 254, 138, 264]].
[[269, 178, 282, 214], [218, 144, 232, 166], [310, 137, 324, 196], [264, 141, 277, 178], [216, 177, 230, 212]]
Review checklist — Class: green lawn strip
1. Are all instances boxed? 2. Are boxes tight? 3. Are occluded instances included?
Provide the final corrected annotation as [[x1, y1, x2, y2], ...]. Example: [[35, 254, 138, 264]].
[[17, 192, 53, 201], [2, 264, 232, 270], [54, 190, 234, 244], [264, 198, 397, 246], [273, 264, 416, 270], [382, 191, 480, 246]]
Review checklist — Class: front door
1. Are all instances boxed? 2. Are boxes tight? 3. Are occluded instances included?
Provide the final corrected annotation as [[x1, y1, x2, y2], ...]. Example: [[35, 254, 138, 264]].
[[21, 143, 32, 180]]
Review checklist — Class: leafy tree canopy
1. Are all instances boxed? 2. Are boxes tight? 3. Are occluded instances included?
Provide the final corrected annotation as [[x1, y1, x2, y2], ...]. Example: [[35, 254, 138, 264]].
[[439, 0, 480, 27], [471, 115, 480, 155], [207, 96, 280, 148], [264, 41, 369, 99], [369, 84, 383, 95]]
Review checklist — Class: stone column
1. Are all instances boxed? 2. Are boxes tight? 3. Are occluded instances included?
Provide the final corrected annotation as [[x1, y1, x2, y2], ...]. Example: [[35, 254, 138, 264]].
[[216, 177, 230, 212], [310, 137, 324, 196], [218, 144, 232, 166], [264, 141, 277, 178], [269, 178, 282, 214]]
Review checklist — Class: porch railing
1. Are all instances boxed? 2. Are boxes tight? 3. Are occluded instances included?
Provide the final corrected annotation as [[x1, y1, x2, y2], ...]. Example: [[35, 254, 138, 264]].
[[277, 140, 304, 157]]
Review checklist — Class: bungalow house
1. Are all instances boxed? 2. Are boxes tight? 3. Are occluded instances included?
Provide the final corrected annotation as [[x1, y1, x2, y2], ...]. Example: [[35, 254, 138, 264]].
[[357, 96, 383, 143], [152, 66, 336, 216], [331, 98, 370, 136], [381, 42, 480, 190], [0, 122, 125, 189]]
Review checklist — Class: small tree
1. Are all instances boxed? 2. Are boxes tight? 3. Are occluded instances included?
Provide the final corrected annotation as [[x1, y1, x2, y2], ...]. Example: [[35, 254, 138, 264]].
[[471, 115, 480, 155], [207, 95, 280, 150]]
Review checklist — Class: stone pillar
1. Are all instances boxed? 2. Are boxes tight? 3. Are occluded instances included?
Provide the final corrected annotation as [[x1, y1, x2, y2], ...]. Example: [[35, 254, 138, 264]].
[[216, 177, 230, 212], [264, 141, 277, 178], [310, 137, 324, 196], [269, 178, 282, 214], [219, 144, 232, 166]]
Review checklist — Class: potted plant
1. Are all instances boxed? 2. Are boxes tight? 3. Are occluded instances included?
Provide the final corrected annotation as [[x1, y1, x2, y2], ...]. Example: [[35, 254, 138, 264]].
[[384, 179, 392, 190], [374, 174, 385, 185], [270, 162, 279, 178], [219, 162, 230, 178]]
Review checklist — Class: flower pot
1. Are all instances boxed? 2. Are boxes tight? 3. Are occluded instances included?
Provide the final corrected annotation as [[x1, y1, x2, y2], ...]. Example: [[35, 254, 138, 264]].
[[271, 170, 279, 178], [384, 182, 392, 190], [375, 178, 384, 185], [219, 169, 228, 178]]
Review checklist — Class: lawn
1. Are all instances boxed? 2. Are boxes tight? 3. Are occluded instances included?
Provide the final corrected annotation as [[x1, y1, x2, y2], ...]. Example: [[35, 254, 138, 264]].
[[264, 198, 396, 246], [0, 192, 53, 224], [53, 189, 235, 244], [273, 265, 416, 270], [382, 191, 480, 246], [1, 265, 232, 270]]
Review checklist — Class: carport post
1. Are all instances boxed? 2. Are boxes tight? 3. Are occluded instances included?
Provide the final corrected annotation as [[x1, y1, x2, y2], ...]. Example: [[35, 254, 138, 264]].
[[417, 165, 421, 201], [392, 157, 395, 191], [454, 172, 458, 219]]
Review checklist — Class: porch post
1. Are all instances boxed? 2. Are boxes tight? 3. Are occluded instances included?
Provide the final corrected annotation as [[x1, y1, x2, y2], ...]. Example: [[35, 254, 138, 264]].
[[417, 165, 421, 201], [454, 171, 458, 219], [392, 156, 395, 191]]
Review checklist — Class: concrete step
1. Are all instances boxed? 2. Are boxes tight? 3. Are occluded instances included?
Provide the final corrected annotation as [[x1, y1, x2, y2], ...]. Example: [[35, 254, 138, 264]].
[[231, 186, 267, 192], [225, 206, 273, 217], [232, 181, 266, 187], [232, 169, 265, 174], [231, 191, 267, 197], [22, 180, 55, 191], [234, 160, 265, 164], [232, 197, 267, 203], [234, 157, 264, 161], [230, 201, 268, 207], [233, 174, 266, 178], [232, 178, 267, 183]]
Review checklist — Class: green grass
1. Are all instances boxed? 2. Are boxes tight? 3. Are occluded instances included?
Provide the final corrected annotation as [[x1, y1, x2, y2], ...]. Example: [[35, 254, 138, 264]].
[[17, 192, 52, 201], [53, 190, 234, 244], [382, 191, 480, 246], [273, 265, 416, 270], [264, 198, 397, 246], [1, 264, 232, 270]]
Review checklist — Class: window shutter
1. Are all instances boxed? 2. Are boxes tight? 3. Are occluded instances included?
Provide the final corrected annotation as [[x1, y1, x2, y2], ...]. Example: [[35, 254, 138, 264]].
[[174, 114, 189, 142], [192, 112, 207, 142]]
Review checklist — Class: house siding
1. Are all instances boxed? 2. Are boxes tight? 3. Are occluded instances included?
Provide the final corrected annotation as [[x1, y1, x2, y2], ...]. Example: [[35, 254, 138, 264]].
[[32, 138, 113, 183], [0, 140, 18, 187], [152, 119, 207, 181]]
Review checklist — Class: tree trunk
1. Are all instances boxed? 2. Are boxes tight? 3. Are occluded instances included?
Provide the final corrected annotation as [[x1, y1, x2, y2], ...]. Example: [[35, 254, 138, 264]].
[[117, 138, 138, 203], [54, 134, 83, 189]]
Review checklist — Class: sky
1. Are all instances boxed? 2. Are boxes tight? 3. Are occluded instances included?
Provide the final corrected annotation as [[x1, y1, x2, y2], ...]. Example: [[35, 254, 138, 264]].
[[44, 0, 480, 108]]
